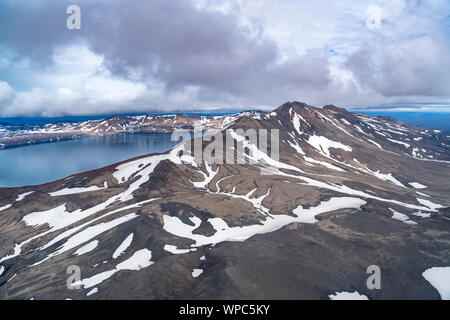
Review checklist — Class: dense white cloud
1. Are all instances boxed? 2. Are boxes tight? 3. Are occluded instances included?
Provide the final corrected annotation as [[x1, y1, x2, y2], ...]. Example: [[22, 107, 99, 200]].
[[0, 81, 15, 104], [0, 45, 150, 116], [0, 0, 448, 116]]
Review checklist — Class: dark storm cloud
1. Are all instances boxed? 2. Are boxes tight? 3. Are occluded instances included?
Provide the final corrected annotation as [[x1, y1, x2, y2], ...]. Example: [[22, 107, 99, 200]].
[[0, 0, 332, 106], [0, 0, 449, 116], [81, 0, 333, 103], [0, 1, 79, 63]]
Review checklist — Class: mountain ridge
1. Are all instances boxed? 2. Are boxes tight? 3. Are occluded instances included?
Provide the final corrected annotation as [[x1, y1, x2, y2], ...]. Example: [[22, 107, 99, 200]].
[[0, 101, 449, 300]]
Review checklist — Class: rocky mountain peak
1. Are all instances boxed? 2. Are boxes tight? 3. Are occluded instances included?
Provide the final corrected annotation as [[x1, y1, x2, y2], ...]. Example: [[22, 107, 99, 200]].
[[276, 101, 311, 113], [322, 104, 346, 113]]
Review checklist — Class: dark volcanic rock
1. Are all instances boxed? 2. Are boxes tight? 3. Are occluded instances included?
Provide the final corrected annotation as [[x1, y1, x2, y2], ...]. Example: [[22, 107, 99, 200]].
[[0, 101, 449, 300]]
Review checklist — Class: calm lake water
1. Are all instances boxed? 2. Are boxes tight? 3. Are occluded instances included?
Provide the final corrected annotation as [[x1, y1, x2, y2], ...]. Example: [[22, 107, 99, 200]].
[[0, 133, 179, 188]]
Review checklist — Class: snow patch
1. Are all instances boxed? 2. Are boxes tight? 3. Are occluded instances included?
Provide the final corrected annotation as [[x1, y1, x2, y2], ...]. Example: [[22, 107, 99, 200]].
[[0, 204, 12, 212], [366, 139, 382, 149], [86, 288, 98, 296], [266, 167, 432, 211], [292, 113, 302, 135], [415, 191, 430, 198], [307, 135, 352, 157], [328, 291, 369, 300], [17, 192, 34, 201], [116, 249, 154, 271], [412, 211, 431, 218], [74, 249, 154, 289], [192, 269, 203, 278], [32, 213, 139, 266], [340, 118, 351, 126], [409, 182, 427, 189], [304, 156, 345, 172], [389, 209, 417, 225], [387, 138, 410, 148], [422, 267, 450, 300], [352, 160, 405, 187], [163, 197, 366, 247], [288, 141, 305, 155], [228, 129, 304, 173], [293, 197, 365, 224], [416, 198, 444, 211], [49, 185, 105, 196], [164, 244, 197, 254], [368, 170, 405, 188], [112, 233, 134, 259], [191, 162, 219, 189], [74, 240, 99, 256]]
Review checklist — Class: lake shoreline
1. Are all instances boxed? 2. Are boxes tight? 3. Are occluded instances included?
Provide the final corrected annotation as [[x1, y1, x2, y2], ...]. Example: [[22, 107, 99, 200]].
[[1, 110, 449, 188], [0, 132, 180, 188]]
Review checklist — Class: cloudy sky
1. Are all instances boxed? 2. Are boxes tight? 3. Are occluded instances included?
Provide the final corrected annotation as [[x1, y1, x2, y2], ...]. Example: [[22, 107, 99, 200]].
[[0, 0, 449, 116]]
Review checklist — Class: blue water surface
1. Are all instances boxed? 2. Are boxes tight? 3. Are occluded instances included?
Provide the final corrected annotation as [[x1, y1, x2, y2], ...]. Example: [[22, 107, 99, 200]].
[[0, 133, 178, 188]]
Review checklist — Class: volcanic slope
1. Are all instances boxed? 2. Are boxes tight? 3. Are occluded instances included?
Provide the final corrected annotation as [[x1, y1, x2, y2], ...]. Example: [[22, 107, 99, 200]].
[[0, 101, 449, 300]]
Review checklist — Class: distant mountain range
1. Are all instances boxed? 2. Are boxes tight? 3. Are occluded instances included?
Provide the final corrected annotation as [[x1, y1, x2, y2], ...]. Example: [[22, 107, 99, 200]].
[[0, 112, 260, 148], [0, 101, 449, 299]]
